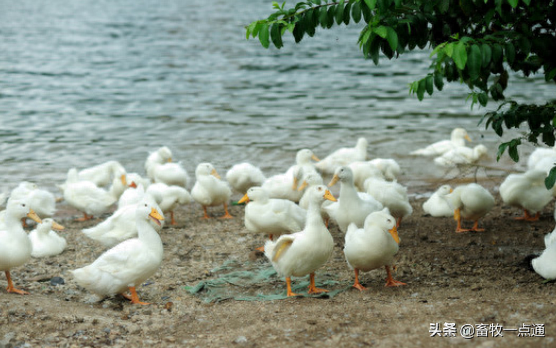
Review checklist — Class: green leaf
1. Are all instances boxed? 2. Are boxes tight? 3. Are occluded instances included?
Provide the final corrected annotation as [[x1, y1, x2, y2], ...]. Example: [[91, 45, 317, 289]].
[[327, 5, 336, 28], [364, 0, 377, 10], [386, 27, 398, 51], [417, 78, 426, 101], [491, 43, 503, 64], [360, 26, 372, 46], [335, 2, 345, 25], [425, 75, 434, 95], [343, 2, 352, 25], [258, 23, 270, 48], [453, 41, 468, 70], [444, 42, 454, 58], [496, 143, 509, 161], [434, 71, 444, 91], [545, 166, 556, 189], [481, 43, 492, 67], [374, 26, 388, 38], [505, 42, 516, 65], [546, 68, 556, 82], [246, 21, 258, 39], [369, 37, 381, 65], [467, 44, 482, 81], [351, 1, 362, 23], [319, 6, 329, 27], [522, 0, 531, 4], [507, 0, 518, 8], [478, 92, 488, 107], [270, 23, 283, 49], [508, 142, 519, 162]]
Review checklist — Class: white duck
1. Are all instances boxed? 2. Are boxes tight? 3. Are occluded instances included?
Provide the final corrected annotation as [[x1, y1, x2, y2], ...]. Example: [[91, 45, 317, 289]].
[[434, 144, 488, 167], [78, 160, 126, 187], [499, 169, 553, 221], [324, 166, 383, 233], [82, 193, 163, 248], [226, 162, 267, 194], [71, 196, 165, 305], [238, 186, 307, 240], [191, 163, 232, 219], [527, 145, 556, 171], [126, 172, 151, 190], [410, 128, 471, 156], [239, 186, 306, 250], [422, 185, 454, 217], [368, 158, 401, 181], [261, 167, 304, 202], [440, 183, 495, 232], [145, 146, 190, 188], [344, 209, 405, 291], [347, 161, 384, 191], [364, 177, 412, 227], [316, 137, 368, 175], [265, 185, 336, 296], [0, 198, 42, 294], [118, 184, 145, 209], [145, 146, 173, 178], [63, 168, 128, 221], [146, 183, 192, 225], [10, 181, 56, 219], [29, 218, 66, 258], [532, 241, 556, 280], [543, 227, 556, 248], [261, 149, 319, 202]]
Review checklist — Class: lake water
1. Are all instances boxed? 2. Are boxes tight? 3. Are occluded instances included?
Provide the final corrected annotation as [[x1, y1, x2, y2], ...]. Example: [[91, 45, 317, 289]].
[[1, 0, 555, 195]]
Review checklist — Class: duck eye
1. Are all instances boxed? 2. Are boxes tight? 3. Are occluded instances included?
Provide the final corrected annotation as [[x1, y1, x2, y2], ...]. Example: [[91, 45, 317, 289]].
[[22, 204, 26, 207], [144, 204, 148, 207]]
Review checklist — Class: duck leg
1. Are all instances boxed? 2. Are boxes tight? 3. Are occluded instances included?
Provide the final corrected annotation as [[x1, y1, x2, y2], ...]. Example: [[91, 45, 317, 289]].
[[220, 203, 233, 219], [307, 273, 328, 294], [384, 266, 406, 287], [515, 210, 540, 221], [471, 220, 485, 232], [121, 287, 149, 305], [286, 277, 299, 297], [255, 234, 273, 252], [352, 268, 367, 291], [396, 217, 402, 228], [5, 271, 28, 295], [454, 208, 469, 233], [170, 211, 176, 225], [201, 206, 210, 219], [76, 213, 94, 222]]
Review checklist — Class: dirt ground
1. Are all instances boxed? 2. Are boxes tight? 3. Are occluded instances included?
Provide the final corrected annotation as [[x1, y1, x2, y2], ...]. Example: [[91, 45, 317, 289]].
[[1, 174, 556, 348]]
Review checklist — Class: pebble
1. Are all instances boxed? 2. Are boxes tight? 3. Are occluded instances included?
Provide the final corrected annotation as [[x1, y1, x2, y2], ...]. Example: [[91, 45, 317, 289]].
[[50, 277, 65, 286], [234, 336, 248, 344]]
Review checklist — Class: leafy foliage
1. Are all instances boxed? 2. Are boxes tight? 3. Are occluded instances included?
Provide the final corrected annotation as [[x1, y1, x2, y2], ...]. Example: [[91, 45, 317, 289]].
[[247, 0, 556, 185]]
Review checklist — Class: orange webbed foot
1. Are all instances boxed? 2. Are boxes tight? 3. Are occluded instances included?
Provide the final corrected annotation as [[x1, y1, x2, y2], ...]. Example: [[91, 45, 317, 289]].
[[7, 287, 29, 295], [385, 279, 407, 287], [76, 213, 94, 222], [353, 283, 367, 292]]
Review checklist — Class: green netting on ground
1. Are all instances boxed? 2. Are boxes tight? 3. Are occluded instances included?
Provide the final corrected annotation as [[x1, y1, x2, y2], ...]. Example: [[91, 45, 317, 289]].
[[185, 260, 352, 302]]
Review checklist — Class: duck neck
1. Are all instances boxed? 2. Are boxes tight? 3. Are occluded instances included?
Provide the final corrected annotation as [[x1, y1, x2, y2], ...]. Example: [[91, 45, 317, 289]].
[[137, 218, 163, 256], [5, 211, 24, 230], [339, 180, 358, 205], [306, 200, 326, 231]]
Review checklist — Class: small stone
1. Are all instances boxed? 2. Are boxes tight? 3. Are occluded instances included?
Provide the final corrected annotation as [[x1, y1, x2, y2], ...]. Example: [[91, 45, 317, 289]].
[[234, 336, 248, 344], [50, 277, 65, 286]]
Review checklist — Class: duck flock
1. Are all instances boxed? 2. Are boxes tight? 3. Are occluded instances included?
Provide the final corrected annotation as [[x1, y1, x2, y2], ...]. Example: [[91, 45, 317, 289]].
[[1, 127, 556, 304]]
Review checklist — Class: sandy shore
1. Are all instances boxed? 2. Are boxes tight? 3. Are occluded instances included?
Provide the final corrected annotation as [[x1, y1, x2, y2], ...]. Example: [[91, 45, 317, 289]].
[[1, 176, 555, 348]]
